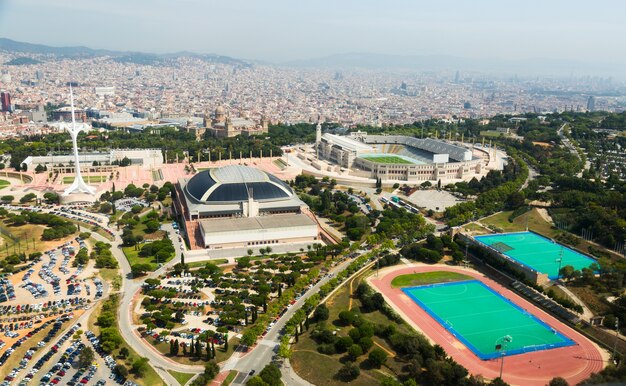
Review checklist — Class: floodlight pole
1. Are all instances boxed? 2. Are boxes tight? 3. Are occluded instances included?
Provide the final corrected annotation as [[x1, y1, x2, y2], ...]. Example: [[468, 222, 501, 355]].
[[556, 246, 564, 281], [613, 317, 619, 363], [496, 335, 512, 380]]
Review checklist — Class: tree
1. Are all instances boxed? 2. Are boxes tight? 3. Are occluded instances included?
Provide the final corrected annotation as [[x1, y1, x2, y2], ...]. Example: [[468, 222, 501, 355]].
[[337, 362, 360, 381], [99, 202, 113, 214], [20, 193, 37, 203], [241, 329, 257, 346], [246, 376, 269, 386], [78, 347, 94, 368], [114, 364, 129, 377], [348, 344, 363, 360], [131, 263, 152, 277], [559, 265, 575, 281], [0, 195, 13, 203], [368, 348, 388, 368], [259, 363, 282, 386], [548, 377, 569, 386], [145, 220, 160, 233], [131, 357, 150, 377]]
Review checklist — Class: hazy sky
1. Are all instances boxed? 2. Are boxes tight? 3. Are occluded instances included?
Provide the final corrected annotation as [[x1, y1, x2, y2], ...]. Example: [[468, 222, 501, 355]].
[[0, 0, 624, 64]]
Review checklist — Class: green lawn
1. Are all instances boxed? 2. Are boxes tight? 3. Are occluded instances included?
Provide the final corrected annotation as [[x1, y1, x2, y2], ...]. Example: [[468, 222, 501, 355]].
[[291, 267, 410, 385], [186, 259, 228, 269], [0, 179, 9, 189], [481, 208, 555, 236], [480, 130, 507, 138], [99, 267, 122, 291], [222, 370, 238, 386], [62, 175, 108, 184], [167, 370, 195, 386], [391, 271, 472, 288], [123, 246, 173, 271], [361, 155, 414, 164]]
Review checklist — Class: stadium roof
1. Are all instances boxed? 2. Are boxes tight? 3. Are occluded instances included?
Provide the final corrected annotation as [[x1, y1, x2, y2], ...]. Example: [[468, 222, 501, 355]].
[[322, 133, 374, 153], [185, 164, 294, 203]]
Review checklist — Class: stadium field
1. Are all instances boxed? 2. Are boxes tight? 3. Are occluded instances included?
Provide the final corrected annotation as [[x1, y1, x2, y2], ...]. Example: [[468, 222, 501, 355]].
[[360, 154, 418, 164], [402, 280, 574, 359], [474, 231, 596, 279]]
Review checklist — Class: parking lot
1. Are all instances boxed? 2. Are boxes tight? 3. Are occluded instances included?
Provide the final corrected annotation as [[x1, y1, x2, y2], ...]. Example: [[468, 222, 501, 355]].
[[0, 238, 108, 367]]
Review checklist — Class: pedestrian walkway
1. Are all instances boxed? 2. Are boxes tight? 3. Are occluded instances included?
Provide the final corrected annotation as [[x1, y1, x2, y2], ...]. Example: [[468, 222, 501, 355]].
[[280, 359, 313, 386]]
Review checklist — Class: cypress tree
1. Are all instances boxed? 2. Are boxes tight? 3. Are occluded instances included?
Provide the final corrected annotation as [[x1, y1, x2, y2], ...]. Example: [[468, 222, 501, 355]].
[[195, 339, 202, 357]]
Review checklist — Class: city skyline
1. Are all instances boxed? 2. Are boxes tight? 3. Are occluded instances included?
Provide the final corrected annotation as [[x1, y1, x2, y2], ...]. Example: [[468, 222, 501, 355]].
[[0, 0, 625, 72]]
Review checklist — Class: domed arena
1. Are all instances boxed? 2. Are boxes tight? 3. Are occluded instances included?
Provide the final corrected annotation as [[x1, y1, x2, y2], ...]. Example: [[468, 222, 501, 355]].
[[173, 165, 320, 254]]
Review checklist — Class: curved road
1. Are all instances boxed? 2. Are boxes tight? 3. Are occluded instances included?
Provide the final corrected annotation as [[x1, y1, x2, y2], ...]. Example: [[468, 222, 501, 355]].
[[94, 218, 364, 386], [92, 226, 202, 386]]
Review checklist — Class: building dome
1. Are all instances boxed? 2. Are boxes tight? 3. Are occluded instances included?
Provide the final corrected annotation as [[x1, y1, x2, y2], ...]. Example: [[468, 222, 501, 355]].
[[185, 165, 293, 203]]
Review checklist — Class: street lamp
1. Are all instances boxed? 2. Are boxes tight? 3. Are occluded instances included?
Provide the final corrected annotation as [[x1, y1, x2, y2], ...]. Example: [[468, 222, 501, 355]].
[[495, 335, 512, 380], [613, 317, 620, 364], [555, 246, 564, 281]]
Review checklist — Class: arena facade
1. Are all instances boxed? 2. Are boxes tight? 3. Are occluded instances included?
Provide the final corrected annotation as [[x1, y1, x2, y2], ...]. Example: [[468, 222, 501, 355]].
[[316, 131, 483, 182], [173, 165, 320, 250]]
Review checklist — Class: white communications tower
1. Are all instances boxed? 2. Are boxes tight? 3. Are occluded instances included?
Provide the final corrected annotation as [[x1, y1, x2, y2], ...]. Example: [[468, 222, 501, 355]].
[[62, 85, 96, 196]]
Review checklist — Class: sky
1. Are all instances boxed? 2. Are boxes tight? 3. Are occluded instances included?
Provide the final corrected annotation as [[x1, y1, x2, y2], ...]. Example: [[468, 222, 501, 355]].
[[0, 0, 625, 65]]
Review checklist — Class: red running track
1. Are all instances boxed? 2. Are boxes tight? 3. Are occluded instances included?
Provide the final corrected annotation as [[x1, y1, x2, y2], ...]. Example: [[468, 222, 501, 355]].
[[369, 265, 607, 386]]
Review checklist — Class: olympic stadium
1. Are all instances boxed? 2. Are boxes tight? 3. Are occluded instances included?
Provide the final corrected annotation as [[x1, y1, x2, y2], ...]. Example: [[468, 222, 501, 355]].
[[315, 131, 484, 182]]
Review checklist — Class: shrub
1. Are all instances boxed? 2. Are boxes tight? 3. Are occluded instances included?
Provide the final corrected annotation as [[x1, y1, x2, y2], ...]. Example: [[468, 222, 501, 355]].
[[368, 347, 388, 368]]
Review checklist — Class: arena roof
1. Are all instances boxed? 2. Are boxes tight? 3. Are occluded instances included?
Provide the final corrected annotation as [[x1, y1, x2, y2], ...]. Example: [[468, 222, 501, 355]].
[[184, 165, 295, 203]]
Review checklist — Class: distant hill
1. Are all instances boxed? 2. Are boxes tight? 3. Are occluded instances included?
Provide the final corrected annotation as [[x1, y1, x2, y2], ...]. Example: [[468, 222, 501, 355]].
[[4, 56, 42, 65], [0, 37, 250, 66], [0, 37, 119, 57]]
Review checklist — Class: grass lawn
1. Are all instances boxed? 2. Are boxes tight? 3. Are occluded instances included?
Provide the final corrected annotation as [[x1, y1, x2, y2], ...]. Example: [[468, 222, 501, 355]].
[[0, 179, 9, 189], [222, 370, 238, 386], [187, 259, 228, 269], [391, 271, 472, 288], [0, 222, 75, 259], [62, 175, 108, 184], [64, 217, 114, 241], [168, 370, 195, 385], [461, 222, 489, 234], [291, 267, 410, 385], [481, 208, 555, 236], [123, 245, 174, 271], [480, 130, 507, 138], [131, 220, 166, 240], [123, 246, 157, 271], [361, 155, 414, 164], [99, 267, 122, 291]]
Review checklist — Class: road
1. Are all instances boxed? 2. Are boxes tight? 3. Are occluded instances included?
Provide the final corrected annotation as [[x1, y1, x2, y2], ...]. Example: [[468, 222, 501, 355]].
[[92, 225, 200, 386], [225, 256, 357, 385]]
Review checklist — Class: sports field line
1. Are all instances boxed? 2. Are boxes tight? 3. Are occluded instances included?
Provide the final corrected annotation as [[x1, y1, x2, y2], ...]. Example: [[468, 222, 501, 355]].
[[416, 293, 499, 305], [444, 307, 519, 320], [463, 323, 546, 338]]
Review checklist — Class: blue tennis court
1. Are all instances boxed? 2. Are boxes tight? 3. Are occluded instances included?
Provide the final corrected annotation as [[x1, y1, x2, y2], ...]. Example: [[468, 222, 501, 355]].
[[402, 280, 574, 360], [474, 232, 596, 280]]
